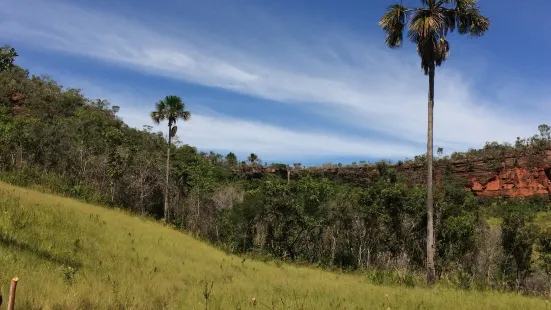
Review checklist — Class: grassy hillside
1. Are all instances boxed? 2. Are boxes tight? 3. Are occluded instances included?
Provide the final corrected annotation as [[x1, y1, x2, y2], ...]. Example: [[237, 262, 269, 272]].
[[0, 182, 547, 309]]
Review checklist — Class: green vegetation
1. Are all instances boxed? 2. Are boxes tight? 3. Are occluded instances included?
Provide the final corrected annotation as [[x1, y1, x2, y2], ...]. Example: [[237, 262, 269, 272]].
[[379, 0, 491, 284], [3, 28, 551, 306], [1, 182, 549, 309]]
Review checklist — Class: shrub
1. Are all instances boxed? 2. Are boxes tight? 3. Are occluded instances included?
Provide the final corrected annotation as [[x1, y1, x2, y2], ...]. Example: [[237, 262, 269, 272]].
[[537, 227, 551, 276], [501, 211, 539, 287]]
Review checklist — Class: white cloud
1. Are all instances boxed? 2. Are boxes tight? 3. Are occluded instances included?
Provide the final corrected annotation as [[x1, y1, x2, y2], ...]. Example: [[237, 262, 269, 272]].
[[61, 77, 421, 161], [135, 112, 422, 161], [0, 0, 547, 158]]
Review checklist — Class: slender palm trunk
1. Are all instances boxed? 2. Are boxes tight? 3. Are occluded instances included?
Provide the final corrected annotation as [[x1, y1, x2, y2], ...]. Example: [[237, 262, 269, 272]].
[[426, 63, 436, 285], [287, 166, 291, 185], [164, 123, 172, 223]]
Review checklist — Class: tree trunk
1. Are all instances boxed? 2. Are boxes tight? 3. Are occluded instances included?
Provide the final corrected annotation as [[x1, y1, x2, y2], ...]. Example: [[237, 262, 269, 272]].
[[164, 123, 172, 223], [286, 166, 291, 185], [331, 228, 337, 265], [426, 63, 436, 285], [140, 175, 145, 215]]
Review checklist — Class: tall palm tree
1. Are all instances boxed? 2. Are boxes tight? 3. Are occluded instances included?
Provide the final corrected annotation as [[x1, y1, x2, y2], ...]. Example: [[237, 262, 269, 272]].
[[151, 95, 191, 223], [379, 0, 490, 285]]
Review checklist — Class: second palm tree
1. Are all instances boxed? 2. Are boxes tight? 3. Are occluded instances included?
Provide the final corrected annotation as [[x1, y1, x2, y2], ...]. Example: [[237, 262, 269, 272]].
[[151, 95, 191, 223]]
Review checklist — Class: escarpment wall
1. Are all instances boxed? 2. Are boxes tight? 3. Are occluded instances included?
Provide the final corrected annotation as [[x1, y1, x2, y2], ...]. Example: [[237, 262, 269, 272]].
[[239, 149, 551, 197]]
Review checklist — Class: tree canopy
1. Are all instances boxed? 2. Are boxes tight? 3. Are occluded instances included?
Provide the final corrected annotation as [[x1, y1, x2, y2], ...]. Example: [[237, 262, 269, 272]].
[[379, 0, 490, 74]]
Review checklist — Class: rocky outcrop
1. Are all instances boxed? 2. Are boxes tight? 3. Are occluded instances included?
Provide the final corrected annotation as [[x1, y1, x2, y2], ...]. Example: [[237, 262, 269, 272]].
[[458, 153, 551, 197], [438, 150, 551, 197], [10, 93, 24, 103], [239, 148, 551, 197], [467, 167, 551, 197], [387, 149, 551, 197]]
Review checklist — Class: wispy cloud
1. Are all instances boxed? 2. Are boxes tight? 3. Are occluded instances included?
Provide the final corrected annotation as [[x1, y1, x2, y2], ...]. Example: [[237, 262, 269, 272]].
[[60, 76, 421, 162], [138, 112, 422, 161], [0, 0, 547, 159]]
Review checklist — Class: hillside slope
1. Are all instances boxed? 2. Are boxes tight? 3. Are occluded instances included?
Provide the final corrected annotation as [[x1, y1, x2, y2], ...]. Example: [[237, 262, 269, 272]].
[[0, 182, 546, 309]]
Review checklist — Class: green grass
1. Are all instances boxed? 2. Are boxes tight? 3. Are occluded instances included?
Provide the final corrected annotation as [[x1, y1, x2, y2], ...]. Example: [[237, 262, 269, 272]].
[[0, 182, 548, 309]]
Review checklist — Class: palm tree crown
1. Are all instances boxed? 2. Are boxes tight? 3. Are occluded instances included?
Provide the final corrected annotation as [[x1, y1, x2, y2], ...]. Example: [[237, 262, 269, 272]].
[[151, 95, 191, 128], [379, 0, 490, 74]]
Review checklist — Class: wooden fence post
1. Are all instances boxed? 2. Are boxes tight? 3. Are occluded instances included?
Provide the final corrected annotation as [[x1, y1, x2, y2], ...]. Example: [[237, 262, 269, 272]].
[[7, 277, 18, 310]]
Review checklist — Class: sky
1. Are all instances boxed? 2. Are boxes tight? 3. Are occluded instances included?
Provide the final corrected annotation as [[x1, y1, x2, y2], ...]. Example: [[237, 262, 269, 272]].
[[1, 0, 550, 165]]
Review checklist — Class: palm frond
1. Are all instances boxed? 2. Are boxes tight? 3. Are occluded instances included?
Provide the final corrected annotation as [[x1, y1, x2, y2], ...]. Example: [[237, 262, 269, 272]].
[[151, 100, 168, 123], [456, 6, 490, 37], [379, 4, 409, 49], [407, 9, 443, 44], [164, 95, 184, 109], [454, 0, 477, 7], [441, 8, 456, 35], [407, 8, 456, 74], [151, 111, 163, 124], [436, 0, 476, 7], [179, 110, 191, 121], [419, 0, 432, 7], [155, 100, 166, 111], [155, 100, 167, 113], [435, 37, 450, 66]]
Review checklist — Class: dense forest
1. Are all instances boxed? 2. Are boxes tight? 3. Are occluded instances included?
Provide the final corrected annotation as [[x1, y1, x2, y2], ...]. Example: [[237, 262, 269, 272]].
[[3, 45, 551, 296]]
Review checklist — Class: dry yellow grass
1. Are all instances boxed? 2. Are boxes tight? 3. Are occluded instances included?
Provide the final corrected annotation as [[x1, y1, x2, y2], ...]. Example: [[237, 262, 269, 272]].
[[0, 182, 548, 309]]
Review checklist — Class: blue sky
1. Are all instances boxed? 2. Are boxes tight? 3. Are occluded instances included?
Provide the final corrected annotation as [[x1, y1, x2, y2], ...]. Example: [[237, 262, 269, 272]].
[[1, 0, 550, 165]]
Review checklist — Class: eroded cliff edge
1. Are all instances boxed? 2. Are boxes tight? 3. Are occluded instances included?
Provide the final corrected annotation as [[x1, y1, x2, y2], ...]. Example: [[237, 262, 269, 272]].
[[240, 147, 551, 197]]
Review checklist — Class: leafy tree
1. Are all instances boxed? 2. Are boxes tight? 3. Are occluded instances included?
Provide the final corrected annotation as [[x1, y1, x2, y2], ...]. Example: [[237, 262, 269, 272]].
[[501, 211, 538, 285], [438, 214, 477, 268], [209, 151, 224, 164], [151, 95, 191, 223], [379, 0, 490, 285], [225, 152, 238, 166], [537, 227, 551, 276], [0, 45, 18, 72], [538, 124, 551, 141], [247, 153, 258, 166]]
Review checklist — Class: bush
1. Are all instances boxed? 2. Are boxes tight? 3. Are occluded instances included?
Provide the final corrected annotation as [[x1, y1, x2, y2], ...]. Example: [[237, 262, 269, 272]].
[[522, 270, 551, 296], [501, 211, 539, 287], [365, 268, 419, 287], [438, 214, 477, 269], [537, 227, 551, 276]]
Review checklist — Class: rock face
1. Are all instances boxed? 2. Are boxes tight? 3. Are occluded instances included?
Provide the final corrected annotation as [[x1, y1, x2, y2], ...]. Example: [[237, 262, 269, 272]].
[[453, 151, 551, 197], [429, 150, 551, 197], [241, 149, 551, 197], [388, 150, 551, 197]]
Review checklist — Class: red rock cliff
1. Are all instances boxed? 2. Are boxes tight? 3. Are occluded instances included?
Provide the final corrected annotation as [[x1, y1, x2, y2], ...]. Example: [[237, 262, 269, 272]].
[[241, 148, 551, 198], [441, 150, 551, 197], [391, 149, 551, 197], [385, 149, 551, 197]]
